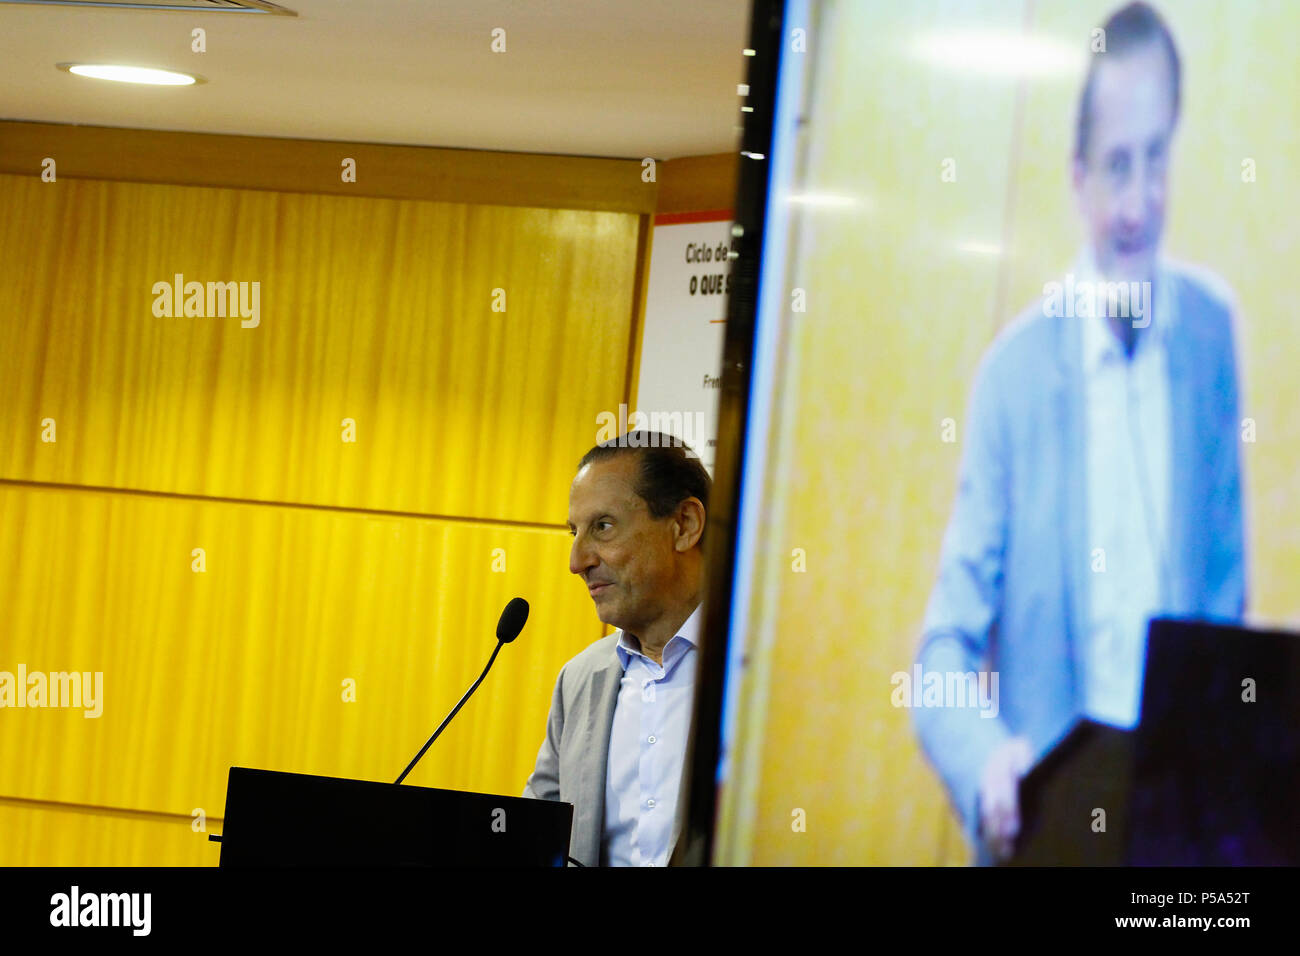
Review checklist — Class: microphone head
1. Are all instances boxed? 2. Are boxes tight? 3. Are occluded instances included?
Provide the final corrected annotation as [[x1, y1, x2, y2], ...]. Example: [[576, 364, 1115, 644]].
[[496, 597, 529, 643]]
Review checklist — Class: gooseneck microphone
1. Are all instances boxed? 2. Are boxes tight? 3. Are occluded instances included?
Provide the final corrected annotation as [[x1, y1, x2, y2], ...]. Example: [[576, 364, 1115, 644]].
[[394, 597, 529, 785]]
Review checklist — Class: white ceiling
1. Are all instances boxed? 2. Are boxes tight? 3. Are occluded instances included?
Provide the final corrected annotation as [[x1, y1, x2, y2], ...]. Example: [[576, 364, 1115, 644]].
[[0, 0, 752, 158]]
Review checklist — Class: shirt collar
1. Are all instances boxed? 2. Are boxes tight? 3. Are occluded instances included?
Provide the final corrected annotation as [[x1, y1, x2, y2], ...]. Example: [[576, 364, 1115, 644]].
[[1074, 245, 1172, 373], [614, 602, 703, 671]]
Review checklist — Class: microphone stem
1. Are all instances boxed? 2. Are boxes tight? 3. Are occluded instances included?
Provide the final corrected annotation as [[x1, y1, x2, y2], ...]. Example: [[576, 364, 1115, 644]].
[[395, 640, 505, 785]]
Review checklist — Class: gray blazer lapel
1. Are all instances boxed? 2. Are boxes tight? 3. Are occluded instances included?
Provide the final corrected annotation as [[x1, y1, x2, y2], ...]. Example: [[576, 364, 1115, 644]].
[[1054, 311, 1089, 706], [574, 652, 622, 865], [1163, 291, 1194, 615]]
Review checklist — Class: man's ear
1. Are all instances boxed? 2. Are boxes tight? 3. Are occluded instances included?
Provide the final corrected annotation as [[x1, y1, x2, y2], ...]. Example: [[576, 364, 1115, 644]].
[[672, 498, 705, 552]]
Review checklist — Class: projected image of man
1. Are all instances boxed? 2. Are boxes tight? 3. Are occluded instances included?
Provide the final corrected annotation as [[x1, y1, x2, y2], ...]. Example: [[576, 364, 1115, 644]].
[[913, 1, 1245, 864]]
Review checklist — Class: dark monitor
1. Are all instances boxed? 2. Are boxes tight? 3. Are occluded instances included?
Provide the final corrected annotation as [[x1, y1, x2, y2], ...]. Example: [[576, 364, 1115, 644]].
[[678, 0, 1300, 867], [1129, 617, 1300, 865]]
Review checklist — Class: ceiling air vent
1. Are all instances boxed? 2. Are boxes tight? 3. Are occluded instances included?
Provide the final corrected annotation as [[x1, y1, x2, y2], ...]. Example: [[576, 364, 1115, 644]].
[[0, 0, 294, 14]]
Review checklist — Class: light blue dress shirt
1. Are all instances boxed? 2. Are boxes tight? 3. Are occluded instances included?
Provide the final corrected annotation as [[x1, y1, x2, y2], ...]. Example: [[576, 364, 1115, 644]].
[[603, 603, 701, 867], [1079, 250, 1172, 729]]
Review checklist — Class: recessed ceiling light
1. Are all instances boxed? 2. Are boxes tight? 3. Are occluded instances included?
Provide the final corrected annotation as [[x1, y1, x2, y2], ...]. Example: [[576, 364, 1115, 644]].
[[57, 63, 204, 86]]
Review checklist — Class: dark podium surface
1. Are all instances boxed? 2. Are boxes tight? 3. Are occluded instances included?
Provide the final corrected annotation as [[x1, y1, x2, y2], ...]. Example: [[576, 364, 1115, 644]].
[[1010, 720, 1134, 865], [1008, 618, 1300, 866], [215, 767, 573, 867]]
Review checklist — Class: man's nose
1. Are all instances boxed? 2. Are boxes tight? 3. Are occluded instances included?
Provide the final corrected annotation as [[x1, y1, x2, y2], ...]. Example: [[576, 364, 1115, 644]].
[[569, 534, 596, 576], [1119, 179, 1145, 226], [1120, 164, 1154, 228]]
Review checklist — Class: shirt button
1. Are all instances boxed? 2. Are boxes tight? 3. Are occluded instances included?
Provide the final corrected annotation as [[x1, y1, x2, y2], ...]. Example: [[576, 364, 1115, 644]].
[[647, 735, 657, 744], [646, 798, 656, 809]]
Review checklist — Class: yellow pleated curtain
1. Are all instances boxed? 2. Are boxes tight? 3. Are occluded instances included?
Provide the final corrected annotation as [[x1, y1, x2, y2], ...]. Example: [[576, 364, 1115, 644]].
[[0, 171, 640, 864]]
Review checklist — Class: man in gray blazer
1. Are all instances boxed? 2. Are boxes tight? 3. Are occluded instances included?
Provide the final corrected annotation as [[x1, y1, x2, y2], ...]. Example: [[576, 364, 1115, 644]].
[[914, 1, 1246, 863], [523, 432, 709, 866]]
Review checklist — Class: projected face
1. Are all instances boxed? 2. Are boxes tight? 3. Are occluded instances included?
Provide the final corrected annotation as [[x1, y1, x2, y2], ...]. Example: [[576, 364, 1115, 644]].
[[567, 454, 674, 633], [1073, 42, 1177, 287]]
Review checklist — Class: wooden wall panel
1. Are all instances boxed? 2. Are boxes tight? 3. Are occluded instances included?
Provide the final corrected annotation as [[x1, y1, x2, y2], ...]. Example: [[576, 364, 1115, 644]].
[[0, 128, 681, 862], [0, 173, 638, 524], [0, 482, 600, 820], [0, 121, 657, 213], [0, 801, 210, 867]]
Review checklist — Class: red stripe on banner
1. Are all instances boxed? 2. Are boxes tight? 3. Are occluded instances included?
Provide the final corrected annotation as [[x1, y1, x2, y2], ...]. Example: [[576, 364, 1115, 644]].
[[653, 209, 734, 225]]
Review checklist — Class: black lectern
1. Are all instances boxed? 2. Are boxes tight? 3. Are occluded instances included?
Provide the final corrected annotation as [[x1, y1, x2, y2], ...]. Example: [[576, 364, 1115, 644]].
[[214, 767, 573, 866]]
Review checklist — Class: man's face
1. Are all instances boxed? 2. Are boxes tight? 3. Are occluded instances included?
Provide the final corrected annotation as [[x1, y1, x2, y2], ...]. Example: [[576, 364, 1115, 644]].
[[1074, 41, 1177, 286], [567, 455, 680, 634]]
